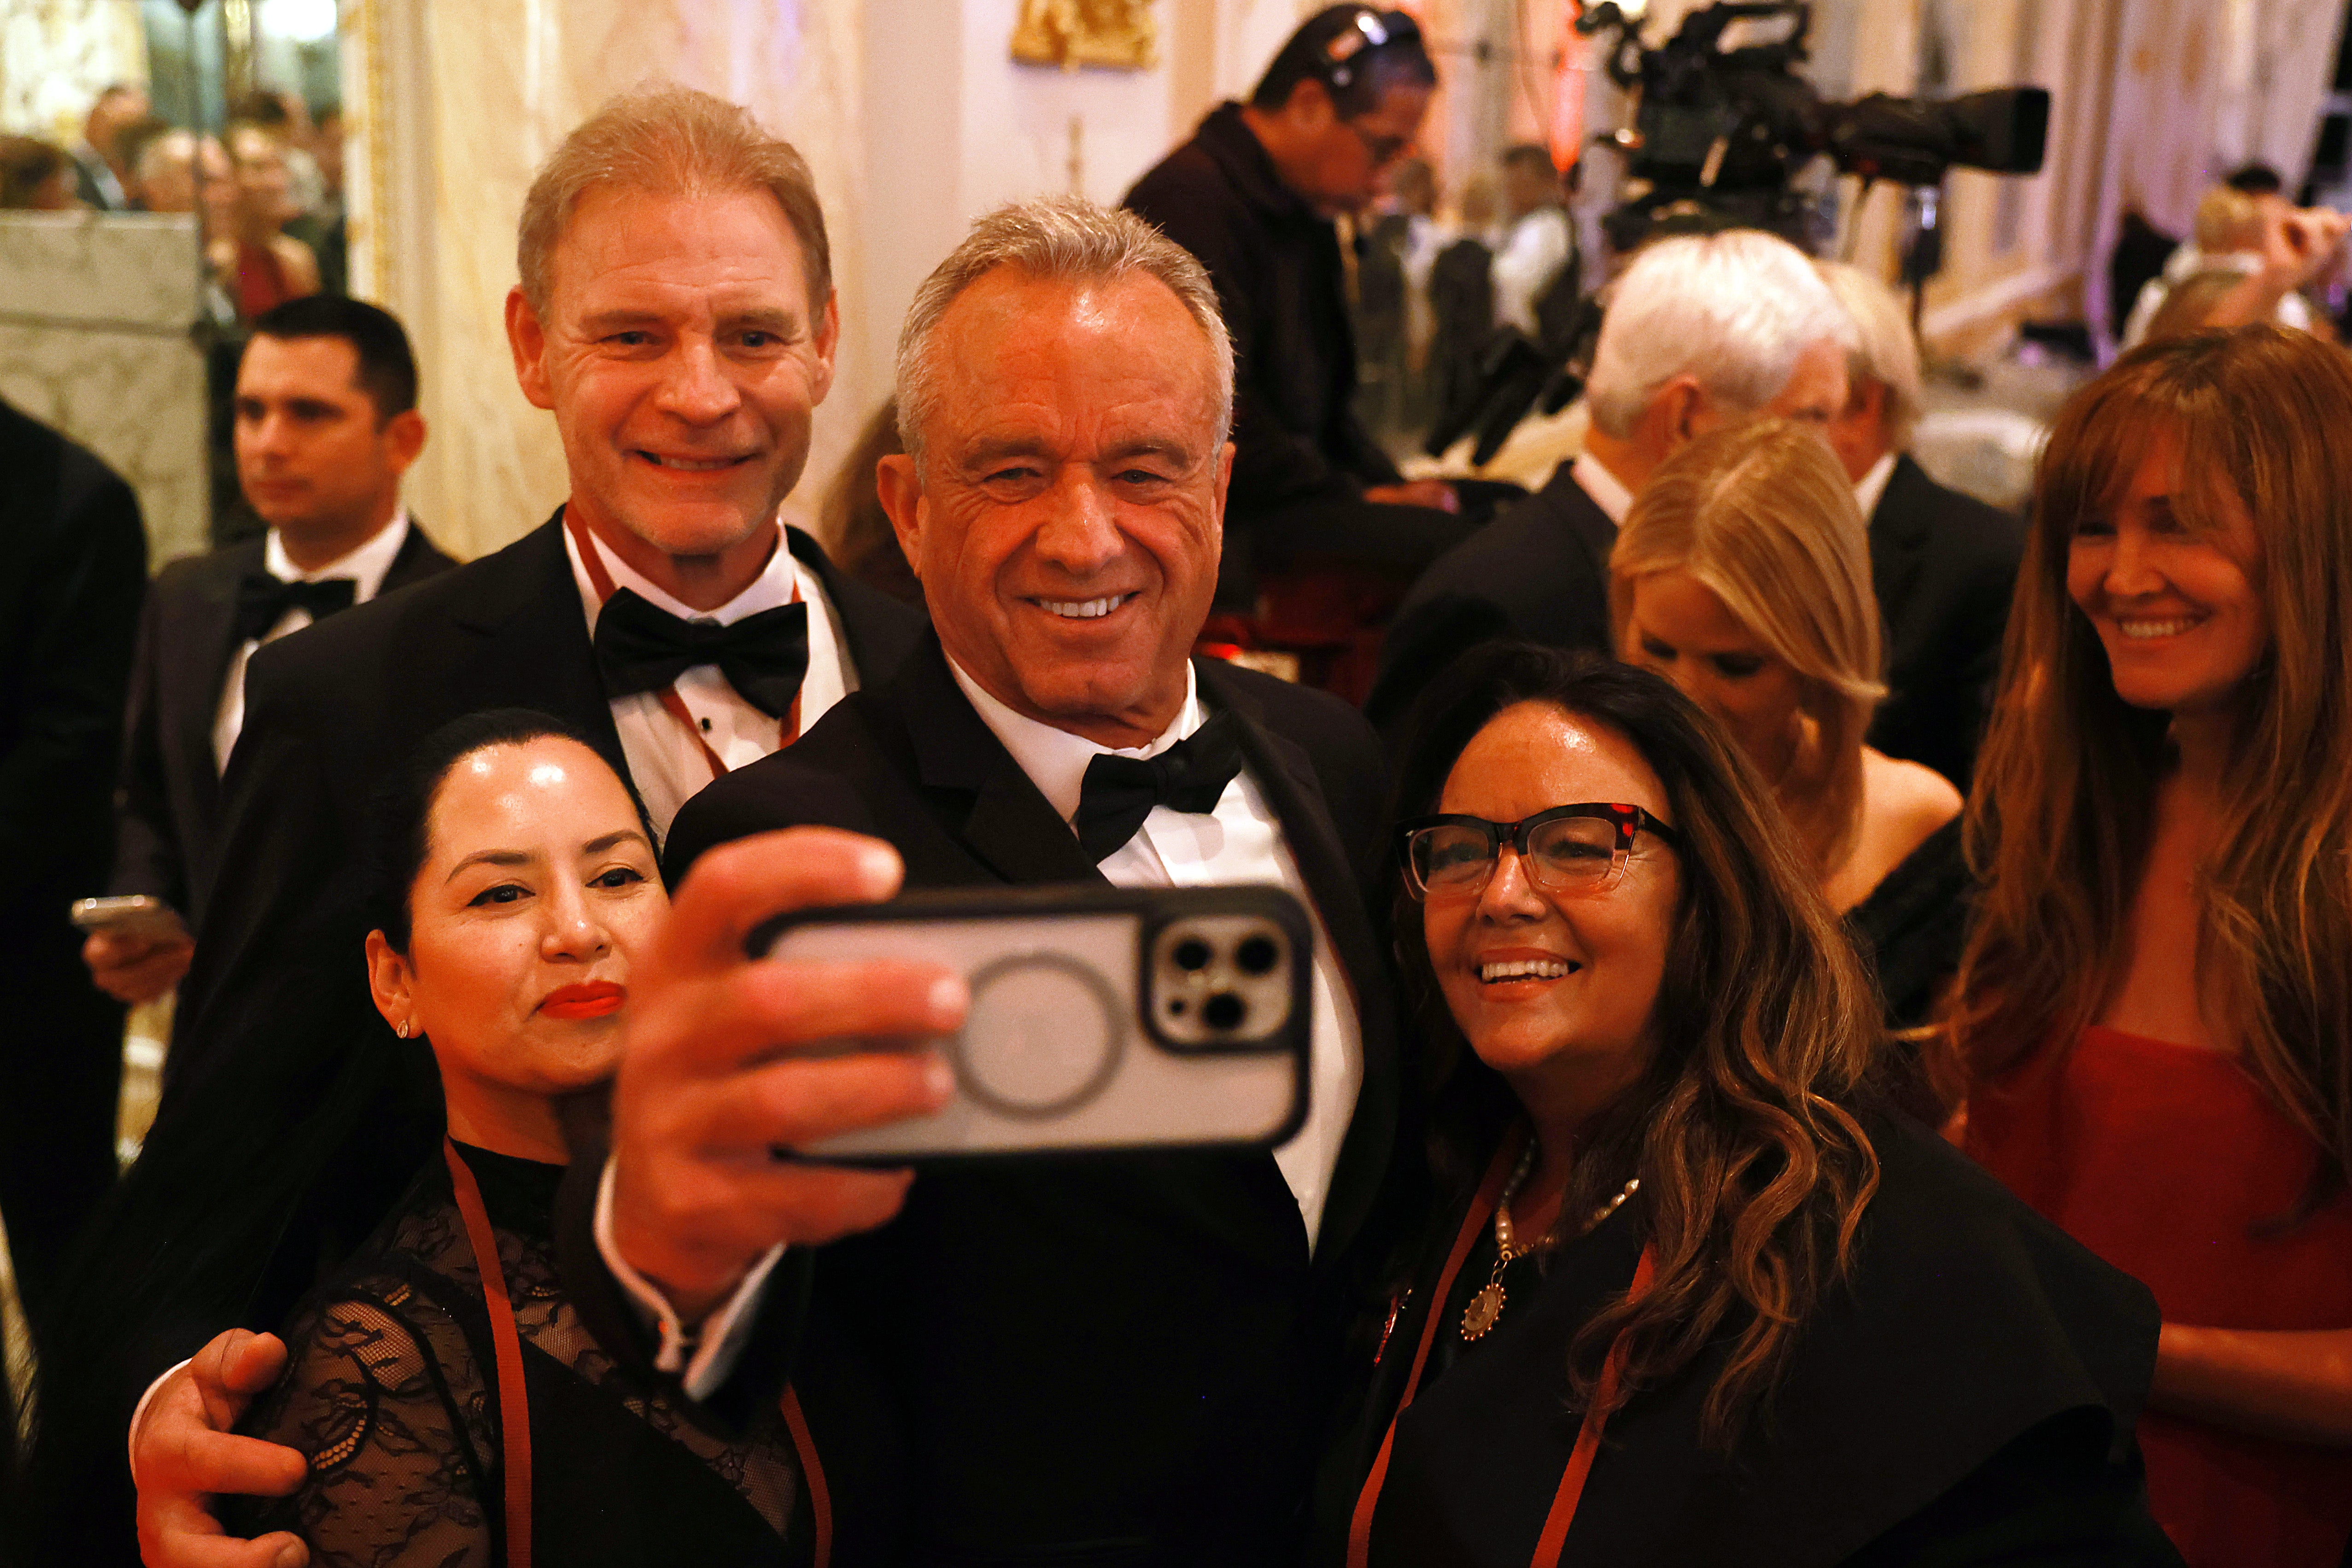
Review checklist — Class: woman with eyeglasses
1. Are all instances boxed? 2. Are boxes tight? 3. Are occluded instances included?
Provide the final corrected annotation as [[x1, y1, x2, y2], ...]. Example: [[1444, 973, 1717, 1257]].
[[1957, 327, 2352, 1567], [1312, 644, 2176, 1565], [1611, 420, 1968, 1056]]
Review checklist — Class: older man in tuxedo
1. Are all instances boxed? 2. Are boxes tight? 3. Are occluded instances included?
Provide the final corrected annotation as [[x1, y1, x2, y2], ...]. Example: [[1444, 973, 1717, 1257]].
[[1365, 228, 1855, 740], [111, 85, 924, 1568], [579, 198, 1399, 1565]]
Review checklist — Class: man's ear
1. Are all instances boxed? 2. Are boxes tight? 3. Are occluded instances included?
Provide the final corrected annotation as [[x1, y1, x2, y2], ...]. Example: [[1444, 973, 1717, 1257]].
[[383, 408, 427, 476], [1284, 74, 1337, 131], [807, 290, 841, 408], [1659, 376, 1709, 448], [506, 287, 555, 411], [365, 929, 416, 1038], [875, 452, 925, 578]]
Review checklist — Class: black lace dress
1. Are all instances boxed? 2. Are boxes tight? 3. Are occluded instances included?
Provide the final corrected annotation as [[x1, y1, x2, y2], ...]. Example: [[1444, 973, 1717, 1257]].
[[229, 1143, 814, 1567]]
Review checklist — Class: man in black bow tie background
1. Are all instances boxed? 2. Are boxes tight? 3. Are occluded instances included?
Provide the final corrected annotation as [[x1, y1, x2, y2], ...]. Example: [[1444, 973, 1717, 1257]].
[[88, 294, 451, 1007], [591, 196, 1402, 1565], [107, 86, 924, 1568]]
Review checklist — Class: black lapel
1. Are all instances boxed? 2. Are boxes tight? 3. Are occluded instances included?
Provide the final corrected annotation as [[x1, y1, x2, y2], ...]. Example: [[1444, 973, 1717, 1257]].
[[438, 511, 629, 774], [181, 540, 264, 810], [786, 525, 927, 690], [890, 639, 1106, 888], [1194, 659, 1399, 1269], [1869, 456, 1936, 629], [384, 515, 456, 587]]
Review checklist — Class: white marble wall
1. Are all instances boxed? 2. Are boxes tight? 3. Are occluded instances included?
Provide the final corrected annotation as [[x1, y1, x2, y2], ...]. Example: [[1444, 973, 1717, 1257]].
[[0, 212, 210, 567]]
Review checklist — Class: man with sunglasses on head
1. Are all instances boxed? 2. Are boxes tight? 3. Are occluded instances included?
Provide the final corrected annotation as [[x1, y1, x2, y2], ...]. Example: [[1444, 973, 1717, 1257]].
[[1125, 6, 1476, 601]]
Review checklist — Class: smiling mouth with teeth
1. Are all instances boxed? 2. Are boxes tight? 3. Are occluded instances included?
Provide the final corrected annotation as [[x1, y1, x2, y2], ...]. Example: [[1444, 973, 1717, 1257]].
[[639, 452, 747, 472], [2114, 616, 2203, 639], [1478, 958, 1580, 983], [1034, 593, 1137, 620]]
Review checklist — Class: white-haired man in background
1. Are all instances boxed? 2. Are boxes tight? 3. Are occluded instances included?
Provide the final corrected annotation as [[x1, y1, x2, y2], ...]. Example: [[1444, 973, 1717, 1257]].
[[1817, 261, 2022, 790], [1366, 226, 1854, 736]]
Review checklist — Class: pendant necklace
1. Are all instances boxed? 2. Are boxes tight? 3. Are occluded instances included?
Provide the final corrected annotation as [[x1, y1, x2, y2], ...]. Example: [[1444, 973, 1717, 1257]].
[[1460, 1142, 1639, 1341]]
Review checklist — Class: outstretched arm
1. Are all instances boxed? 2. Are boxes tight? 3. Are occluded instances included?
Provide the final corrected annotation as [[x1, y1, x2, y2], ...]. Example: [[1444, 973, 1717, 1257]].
[[2153, 1324, 2352, 1445]]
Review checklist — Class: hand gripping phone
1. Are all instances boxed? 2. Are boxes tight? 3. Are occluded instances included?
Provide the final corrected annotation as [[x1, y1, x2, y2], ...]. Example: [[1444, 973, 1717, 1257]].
[[69, 894, 190, 942], [749, 883, 1311, 1163]]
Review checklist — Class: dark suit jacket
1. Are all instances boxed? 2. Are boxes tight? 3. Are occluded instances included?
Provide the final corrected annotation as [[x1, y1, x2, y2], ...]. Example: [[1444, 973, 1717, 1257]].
[[1124, 103, 1401, 525], [1864, 456, 2024, 791], [1365, 463, 1617, 741], [0, 398, 146, 945], [167, 514, 925, 1113], [644, 640, 1402, 1566], [108, 522, 454, 927]]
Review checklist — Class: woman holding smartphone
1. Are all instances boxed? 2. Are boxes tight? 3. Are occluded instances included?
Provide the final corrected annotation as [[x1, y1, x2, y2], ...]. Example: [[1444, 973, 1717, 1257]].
[[1316, 646, 2175, 1565]]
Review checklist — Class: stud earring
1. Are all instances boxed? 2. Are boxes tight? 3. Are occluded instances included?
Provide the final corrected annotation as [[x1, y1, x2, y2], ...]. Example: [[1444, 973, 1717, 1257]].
[[397, 1018, 412, 1039]]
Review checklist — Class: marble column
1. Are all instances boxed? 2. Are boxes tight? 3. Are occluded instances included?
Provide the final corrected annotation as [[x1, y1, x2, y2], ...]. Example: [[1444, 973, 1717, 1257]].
[[0, 212, 210, 567]]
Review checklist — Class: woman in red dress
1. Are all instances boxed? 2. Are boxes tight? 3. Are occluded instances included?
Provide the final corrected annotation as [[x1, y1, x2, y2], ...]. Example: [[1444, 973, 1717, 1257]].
[[1956, 324, 2352, 1567]]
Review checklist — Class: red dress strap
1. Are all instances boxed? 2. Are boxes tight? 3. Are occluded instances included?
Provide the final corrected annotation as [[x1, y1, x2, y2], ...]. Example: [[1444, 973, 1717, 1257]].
[[1346, 1123, 1657, 1568], [444, 1138, 535, 1568], [565, 509, 800, 773], [779, 1385, 833, 1568]]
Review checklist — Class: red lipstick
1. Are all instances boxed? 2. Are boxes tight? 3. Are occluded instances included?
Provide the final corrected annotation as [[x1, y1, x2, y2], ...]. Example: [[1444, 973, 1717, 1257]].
[[541, 981, 625, 1019]]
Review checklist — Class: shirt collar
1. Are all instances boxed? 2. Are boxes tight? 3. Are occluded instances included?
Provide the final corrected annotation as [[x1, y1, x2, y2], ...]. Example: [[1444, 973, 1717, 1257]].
[[566, 514, 803, 629], [1569, 451, 1636, 526], [1854, 450, 1899, 523], [263, 509, 411, 600], [947, 655, 1203, 824]]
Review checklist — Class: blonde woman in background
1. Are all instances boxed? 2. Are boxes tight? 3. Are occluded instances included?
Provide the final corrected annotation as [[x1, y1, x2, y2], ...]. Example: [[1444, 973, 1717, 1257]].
[[1612, 420, 1966, 1044]]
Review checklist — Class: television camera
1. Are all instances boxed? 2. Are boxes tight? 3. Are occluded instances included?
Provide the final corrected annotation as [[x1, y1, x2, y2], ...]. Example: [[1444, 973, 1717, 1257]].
[[1426, 0, 2049, 466]]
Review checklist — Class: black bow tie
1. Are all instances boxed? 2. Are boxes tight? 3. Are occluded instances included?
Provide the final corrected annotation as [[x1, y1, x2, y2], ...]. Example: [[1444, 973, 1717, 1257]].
[[592, 587, 810, 720], [234, 573, 357, 643], [1072, 710, 1245, 862]]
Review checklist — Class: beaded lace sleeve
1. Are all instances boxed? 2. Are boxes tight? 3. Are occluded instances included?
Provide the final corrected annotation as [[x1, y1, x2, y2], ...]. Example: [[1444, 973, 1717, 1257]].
[[230, 1275, 496, 1568]]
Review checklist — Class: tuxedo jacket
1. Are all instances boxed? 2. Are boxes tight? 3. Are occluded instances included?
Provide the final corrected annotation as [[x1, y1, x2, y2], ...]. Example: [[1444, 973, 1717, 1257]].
[[1364, 463, 1616, 743], [167, 514, 925, 1113], [108, 524, 454, 927], [1865, 456, 2024, 791], [642, 639, 1404, 1567]]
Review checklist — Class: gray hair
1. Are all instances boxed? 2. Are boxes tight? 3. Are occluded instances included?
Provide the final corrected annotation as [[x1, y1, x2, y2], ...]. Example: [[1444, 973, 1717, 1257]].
[[895, 197, 1235, 466], [1585, 229, 1857, 439], [1816, 261, 1922, 452]]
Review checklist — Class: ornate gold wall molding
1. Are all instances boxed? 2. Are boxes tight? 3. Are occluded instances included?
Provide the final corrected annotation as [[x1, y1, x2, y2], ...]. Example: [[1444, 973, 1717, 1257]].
[[1012, 0, 1159, 71]]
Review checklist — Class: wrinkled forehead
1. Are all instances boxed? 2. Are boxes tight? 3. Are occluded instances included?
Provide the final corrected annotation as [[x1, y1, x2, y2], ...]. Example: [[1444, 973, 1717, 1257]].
[[926, 269, 1224, 446]]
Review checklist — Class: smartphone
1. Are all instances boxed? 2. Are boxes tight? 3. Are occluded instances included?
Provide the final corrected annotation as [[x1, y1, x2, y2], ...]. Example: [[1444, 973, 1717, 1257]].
[[69, 895, 190, 942], [750, 883, 1311, 1163]]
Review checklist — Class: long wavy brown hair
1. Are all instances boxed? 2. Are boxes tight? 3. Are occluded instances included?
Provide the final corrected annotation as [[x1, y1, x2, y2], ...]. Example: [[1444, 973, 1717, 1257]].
[[1391, 644, 1883, 1446], [1952, 325, 2352, 1205]]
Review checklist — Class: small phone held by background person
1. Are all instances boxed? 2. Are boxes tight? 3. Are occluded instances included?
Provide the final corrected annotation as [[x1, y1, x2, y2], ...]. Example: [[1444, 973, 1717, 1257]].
[[751, 883, 1311, 1163], [70, 894, 190, 943]]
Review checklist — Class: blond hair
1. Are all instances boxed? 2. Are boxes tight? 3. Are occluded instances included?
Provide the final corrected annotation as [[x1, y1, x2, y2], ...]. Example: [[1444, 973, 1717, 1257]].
[[2193, 185, 2265, 255], [1816, 262, 1922, 452], [1611, 420, 1886, 877], [895, 197, 1234, 467], [1955, 325, 2352, 1205], [516, 86, 831, 316]]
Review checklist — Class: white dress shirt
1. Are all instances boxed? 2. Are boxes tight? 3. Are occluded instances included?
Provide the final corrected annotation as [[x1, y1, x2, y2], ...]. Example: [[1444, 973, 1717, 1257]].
[[1569, 451, 1636, 527], [596, 655, 1369, 1398], [565, 519, 855, 837], [1492, 207, 1575, 336], [1854, 450, 1899, 525], [948, 659, 1364, 1250], [212, 512, 414, 774]]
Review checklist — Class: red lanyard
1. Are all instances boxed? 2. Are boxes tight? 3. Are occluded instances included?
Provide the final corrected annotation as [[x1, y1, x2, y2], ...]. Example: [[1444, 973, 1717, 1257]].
[[1346, 1127, 1657, 1568], [443, 1138, 833, 1568], [566, 510, 803, 778]]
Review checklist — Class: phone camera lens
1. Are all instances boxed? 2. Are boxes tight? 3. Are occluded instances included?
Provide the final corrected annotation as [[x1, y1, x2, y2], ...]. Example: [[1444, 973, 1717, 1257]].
[[1235, 935, 1280, 976], [1172, 937, 1213, 972], [1203, 992, 1247, 1031]]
